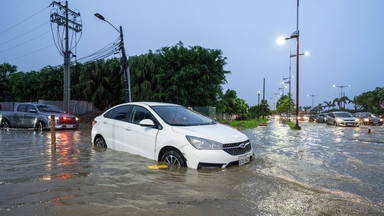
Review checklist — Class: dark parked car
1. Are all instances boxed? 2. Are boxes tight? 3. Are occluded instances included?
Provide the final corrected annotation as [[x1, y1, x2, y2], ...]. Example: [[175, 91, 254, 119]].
[[355, 112, 383, 125], [318, 113, 328, 123], [308, 114, 319, 122]]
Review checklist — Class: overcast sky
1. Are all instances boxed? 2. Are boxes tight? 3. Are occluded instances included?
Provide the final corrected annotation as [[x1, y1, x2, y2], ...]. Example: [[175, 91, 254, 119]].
[[1, 0, 383, 108]]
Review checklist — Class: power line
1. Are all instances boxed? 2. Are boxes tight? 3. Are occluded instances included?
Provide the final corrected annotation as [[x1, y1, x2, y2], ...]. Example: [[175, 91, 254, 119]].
[[0, 5, 49, 36], [0, 30, 51, 54], [0, 21, 50, 47], [3, 44, 55, 62]]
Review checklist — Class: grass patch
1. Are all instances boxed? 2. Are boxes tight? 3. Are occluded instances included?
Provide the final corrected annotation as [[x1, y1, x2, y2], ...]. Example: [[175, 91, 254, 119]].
[[285, 120, 300, 130], [218, 118, 268, 129]]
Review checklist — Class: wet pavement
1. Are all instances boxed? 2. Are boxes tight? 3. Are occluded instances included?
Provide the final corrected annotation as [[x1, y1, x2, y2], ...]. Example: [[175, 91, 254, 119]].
[[1, 121, 384, 215]]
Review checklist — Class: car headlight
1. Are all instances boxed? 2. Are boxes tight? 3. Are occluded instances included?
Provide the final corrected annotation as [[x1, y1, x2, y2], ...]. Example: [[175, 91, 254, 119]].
[[380, 118, 383, 122], [336, 118, 343, 123], [75, 117, 79, 121], [186, 136, 223, 150], [363, 118, 369, 122], [355, 119, 360, 122], [47, 115, 59, 120]]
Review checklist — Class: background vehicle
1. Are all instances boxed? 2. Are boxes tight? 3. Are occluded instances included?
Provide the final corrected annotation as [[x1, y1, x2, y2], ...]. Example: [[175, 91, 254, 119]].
[[0, 103, 79, 130], [318, 113, 328, 123], [325, 111, 359, 127], [308, 114, 319, 122], [91, 102, 252, 169], [297, 113, 309, 121], [355, 112, 383, 125]]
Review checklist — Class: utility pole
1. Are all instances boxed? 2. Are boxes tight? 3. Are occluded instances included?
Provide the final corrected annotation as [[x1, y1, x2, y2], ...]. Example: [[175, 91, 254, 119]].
[[120, 26, 131, 102], [50, 1, 82, 113], [263, 78, 265, 101]]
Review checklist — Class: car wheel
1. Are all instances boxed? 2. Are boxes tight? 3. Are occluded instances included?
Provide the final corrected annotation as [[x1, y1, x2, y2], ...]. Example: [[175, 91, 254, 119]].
[[333, 121, 336, 126], [35, 121, 44, 131], [1, 119, 10, 128], [94, 136, 107, 148], [161, 150, 186, 168]]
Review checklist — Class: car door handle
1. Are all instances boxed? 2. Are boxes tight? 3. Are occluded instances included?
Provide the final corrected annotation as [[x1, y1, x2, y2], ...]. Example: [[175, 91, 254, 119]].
[[125, 127, 131, 131]]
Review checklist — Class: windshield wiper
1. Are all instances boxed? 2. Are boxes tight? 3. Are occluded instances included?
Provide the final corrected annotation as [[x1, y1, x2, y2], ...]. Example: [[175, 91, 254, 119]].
[[171, 123, 189, 126]]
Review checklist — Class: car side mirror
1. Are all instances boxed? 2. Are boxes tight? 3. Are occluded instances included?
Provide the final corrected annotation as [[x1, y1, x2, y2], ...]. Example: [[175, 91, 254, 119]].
[[139, 119, 156, 127], [28, 108, 37, 113]]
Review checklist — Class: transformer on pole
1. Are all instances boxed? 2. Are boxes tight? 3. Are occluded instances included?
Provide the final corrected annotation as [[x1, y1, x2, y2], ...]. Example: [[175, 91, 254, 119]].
[[50, 1, 82, 113]]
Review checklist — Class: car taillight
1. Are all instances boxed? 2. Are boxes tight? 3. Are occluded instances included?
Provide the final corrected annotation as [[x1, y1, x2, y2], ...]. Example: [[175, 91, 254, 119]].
[[62, 116, 68, 121], [92, 120, 97, 126]]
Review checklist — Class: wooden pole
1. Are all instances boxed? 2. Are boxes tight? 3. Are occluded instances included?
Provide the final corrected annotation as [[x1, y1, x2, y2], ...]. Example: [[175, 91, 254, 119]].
[[51, 115, 56, 147]]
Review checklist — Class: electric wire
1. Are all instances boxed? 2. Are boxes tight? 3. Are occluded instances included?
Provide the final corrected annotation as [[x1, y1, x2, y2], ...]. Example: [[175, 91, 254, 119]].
[[3, 43, 55, 62], [0, 21, 50, 47], [0, 5, 49, 36], [0, 30, 51, 54], [77, 37, 120, 64]]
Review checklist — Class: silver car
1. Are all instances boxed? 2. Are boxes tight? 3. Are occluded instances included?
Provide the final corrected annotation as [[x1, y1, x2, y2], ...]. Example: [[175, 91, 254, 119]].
[[355, 112, 383, 125], [326, 111, 359, 127]]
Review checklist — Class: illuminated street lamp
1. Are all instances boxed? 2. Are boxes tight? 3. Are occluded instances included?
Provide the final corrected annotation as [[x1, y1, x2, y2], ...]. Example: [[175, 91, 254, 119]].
[[257, 90, 261, 105], [277, 0, 302, 129]]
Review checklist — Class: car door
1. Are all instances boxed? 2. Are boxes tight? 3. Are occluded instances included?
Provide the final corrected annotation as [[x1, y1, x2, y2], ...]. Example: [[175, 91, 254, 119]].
[[125, 105, 160, 160], [14, 104, 28, 127], [23, 105, 38, 128], [328, 113, 335, 125], [101, 105, 132, 151]]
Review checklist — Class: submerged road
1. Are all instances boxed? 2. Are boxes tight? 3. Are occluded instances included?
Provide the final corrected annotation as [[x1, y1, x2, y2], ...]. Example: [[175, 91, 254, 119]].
[[0, 121, 383, 215]]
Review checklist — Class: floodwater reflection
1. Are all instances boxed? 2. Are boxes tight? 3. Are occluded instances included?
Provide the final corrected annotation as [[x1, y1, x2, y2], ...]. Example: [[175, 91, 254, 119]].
[[1, 122, 384, 215]]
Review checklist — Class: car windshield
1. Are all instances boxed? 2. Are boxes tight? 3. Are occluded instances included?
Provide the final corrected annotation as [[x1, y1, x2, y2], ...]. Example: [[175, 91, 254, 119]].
[[151, 105, 215, 126], [37, 105, 64, 113], [334, 112, 353, 118], [361, 113, 375, 117]]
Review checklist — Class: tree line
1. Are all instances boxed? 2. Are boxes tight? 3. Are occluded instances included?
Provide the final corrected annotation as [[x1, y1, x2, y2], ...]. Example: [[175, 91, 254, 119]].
[[0, 42, 254, 117]]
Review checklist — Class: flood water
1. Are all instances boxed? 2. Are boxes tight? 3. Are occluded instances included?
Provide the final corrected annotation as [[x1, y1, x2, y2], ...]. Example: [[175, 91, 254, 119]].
[[1, 121, 384, 215]]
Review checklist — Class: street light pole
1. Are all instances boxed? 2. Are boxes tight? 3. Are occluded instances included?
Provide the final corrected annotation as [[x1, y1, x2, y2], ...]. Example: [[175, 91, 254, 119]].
[[257, 90, 261, 106], [307, 94, 317, 109], [95, 13, 131, 103], [333, 84, 350, 110]]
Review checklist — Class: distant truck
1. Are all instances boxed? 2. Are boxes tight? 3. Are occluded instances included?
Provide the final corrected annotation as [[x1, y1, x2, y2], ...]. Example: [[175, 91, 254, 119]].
[[0, 103, 79, 130]]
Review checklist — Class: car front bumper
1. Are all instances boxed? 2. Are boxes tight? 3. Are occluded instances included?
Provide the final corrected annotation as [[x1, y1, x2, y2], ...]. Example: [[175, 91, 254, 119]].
[[180, 143, 254, 169]]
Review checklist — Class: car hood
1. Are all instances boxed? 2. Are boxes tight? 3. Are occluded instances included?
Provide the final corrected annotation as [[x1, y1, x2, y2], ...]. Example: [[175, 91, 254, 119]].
[[171, 123, 249, 144], [337, 117, 356, 121]]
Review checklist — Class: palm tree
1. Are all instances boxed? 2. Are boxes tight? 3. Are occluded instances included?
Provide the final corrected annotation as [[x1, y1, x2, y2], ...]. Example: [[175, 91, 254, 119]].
[[323, 101, 333, 111]]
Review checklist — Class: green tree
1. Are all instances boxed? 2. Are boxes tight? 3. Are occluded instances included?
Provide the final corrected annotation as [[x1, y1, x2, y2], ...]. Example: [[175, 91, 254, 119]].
[[0, 63, 17, 101], [216, 89, 247, 115], [276, 95, 295, 114]]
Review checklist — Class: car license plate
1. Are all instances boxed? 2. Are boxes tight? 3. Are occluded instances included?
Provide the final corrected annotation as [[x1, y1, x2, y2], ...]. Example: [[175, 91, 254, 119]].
[[66, 125, 74, 128], [239, 154, 251, 165]]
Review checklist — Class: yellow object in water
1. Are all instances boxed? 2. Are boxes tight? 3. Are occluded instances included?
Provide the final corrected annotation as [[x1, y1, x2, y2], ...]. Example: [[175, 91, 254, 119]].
[[148, 165, 168, 169]]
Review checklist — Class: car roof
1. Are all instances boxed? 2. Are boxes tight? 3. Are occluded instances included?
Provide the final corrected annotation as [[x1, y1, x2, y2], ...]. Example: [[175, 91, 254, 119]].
[[118, 102, 181, 107]]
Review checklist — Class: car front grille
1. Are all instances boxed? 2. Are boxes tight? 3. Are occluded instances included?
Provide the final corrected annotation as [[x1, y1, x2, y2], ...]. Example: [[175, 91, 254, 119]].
[[223, 140, 252, 156]]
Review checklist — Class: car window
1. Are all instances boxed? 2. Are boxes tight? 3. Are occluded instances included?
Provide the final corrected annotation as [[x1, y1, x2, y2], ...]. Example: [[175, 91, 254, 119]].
[[17, 104, 28, 112], [151, 105, 214, 126], [129, 106, 155, 125], [105, 105, 132, 121], [26, 105, 35, 112]]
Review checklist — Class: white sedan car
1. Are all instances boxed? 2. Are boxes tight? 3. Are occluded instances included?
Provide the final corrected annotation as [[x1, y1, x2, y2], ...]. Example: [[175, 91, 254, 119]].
[[91, 102, 253, 169]]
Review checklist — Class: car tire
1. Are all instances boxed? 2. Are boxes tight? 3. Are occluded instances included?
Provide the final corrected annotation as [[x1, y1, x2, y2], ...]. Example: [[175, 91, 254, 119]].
[[333, 121, 336, 126], [161, 150, 186, 168], [35, 121, 44, 131], [94, 136, 107, 148], [1, 119, 10, 128]]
